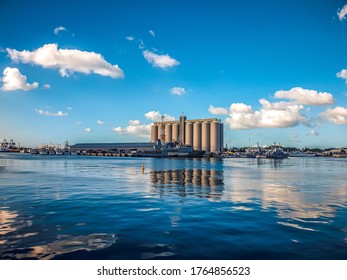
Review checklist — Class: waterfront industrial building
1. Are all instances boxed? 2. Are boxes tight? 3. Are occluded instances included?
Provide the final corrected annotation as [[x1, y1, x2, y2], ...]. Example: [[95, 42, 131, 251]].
[[71, 115, 224, 155], [151, 115, 224, 153]]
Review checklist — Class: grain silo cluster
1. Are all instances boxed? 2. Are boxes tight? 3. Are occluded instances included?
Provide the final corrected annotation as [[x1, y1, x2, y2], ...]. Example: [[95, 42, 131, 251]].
[[150, 115, 224, 153]]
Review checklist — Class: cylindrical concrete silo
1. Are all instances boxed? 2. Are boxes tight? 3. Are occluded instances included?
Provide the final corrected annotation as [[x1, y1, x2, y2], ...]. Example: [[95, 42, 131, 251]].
[[157, 124, 161, 141], [165, 124, 172, 143], [185, 122, 193, 146], [193, 122, 202, 151], [172, 123, 180, 142], [201, 121, 210, 152], [219, 123, 224, 151], [151, 125, 158, 143], [210, 121, 220, 152]]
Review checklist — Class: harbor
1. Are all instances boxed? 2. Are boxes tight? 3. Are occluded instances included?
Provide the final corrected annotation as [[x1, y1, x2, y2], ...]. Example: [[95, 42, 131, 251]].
[[1, 152, 347, 260]]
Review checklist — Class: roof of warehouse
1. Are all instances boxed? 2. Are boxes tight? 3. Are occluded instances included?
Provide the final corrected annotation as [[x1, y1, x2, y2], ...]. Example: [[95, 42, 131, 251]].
[[71, 142, 154, 149]]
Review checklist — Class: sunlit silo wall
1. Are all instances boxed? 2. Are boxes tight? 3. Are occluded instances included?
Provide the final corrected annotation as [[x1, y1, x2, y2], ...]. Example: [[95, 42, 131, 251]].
[[185, 123, 193, 146], [193, 122, 202, 151], [151, 125, 158, 143], [165, 124, 172, 143], [172, 123, 180, 142], [157, 125, 162, 141], [201, 121, 210, 152], [210, 121, 220, 152]]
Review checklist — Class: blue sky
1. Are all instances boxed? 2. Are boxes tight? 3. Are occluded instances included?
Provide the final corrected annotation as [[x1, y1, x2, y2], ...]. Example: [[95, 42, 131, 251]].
[[1, 0, 347, 148]]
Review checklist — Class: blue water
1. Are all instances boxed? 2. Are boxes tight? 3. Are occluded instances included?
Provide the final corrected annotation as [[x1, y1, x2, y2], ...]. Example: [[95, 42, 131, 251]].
[[0, 153, 346, 260]]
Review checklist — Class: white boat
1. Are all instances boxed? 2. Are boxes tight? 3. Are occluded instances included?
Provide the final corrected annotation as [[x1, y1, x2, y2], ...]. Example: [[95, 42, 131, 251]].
[[289, 151, 316, 157]]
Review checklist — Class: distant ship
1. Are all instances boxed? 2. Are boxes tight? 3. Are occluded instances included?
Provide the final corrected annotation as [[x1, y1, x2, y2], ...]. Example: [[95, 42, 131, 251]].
[[289, 150, 316, 157], [131, 140, 205, 158]]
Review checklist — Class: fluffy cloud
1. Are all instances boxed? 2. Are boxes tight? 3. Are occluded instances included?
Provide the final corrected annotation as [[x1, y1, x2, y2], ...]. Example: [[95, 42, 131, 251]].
[[337, 69, 347, 82], [149, 29, 155, 37], [274, 87, 334, 105], [308, 130, 319, 136], [338, 4, 347, 21], [126, 36, 135, 41], [97, 120, 104, 125], [7, 44, 124, 78], [35, 109, 68, 117], [143, 50, 180, 69], [170, 87, 186, 95], [112, 120, 151, 138], [320, 107, 347, 125], [84, 128, 92, 133], [208, 105, 228, 115], [1, 67, 38, 91], [144, 111, 175, 121], [225, 99, 309, 129], [54, 26, 66, 35], [43, 84, 51, 89]]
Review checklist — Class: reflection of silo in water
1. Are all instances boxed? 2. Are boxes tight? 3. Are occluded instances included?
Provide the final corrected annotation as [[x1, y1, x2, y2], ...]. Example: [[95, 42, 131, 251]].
[[172, 123, 179, 142], [185, 123, 193, 146], [171, 169, 179, 184], [193, 122, 202, 150], [193, 169, 202, 186], [210, 169, 221, 187], [201, 121, 210, 152], [184, 169, 193, 186], [165, 124, 172, 143], [158, 171, 165, 184], [150, 172, 158, 184], [201, 169, 210, 187], [164, 170, 172, 184], [210, 121, 220, 152], [151, 125, 158, 143]]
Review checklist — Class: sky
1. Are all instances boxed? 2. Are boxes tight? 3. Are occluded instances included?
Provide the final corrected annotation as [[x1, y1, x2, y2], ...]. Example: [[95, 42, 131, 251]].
[[0, 0, 347, 148]]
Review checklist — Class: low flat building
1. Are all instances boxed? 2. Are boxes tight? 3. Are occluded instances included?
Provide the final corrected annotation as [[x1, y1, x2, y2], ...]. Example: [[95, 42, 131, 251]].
[[71, 142, 154, 154]]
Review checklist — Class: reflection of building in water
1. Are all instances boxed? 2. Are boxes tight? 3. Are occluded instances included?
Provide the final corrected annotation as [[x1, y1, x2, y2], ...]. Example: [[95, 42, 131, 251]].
[[150, 169, 224, 200]]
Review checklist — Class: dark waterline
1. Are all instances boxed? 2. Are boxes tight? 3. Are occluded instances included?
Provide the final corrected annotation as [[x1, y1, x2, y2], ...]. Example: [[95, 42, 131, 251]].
[[0, 153, 346, 260]]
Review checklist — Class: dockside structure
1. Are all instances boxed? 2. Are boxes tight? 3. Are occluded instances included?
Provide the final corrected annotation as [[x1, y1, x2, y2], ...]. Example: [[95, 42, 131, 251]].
[[151, 115, 224, 153]]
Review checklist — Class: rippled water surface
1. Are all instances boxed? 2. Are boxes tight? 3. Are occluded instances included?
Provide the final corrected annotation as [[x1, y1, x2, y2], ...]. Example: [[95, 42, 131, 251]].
[[0, 153, 347, 259]]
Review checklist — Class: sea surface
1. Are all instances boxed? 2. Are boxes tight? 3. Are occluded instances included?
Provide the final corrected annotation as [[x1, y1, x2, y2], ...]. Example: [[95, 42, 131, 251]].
[[0, 153, 347, 260]]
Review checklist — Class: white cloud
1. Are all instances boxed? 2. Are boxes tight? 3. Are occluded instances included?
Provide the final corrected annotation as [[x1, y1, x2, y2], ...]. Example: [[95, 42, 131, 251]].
[[84, 128, 92, 133], [7, 43, 124, 79], [208, 105, 228, 115], [308, 129, 319, 136], [320, 107, 347, 125], [97, 120, 104, 125], [125, 36, 135, 41], [43, 84, 51, 89], [35, 109, 68, 117], [225, 99, 309, 129], [54, 26, 67, 35], [138, 39, 145, 49], [67, 107, 73, 110], [337, 69, 347, 82], [112, 120, 151, 138], [144, 111, 175, 121], [274, 87, 334, 105], [143, 50, 180, 69], [170, 87, 186, 95], [337, 4, 347, 21], [149, 29, 155, 37], [1, 67, 38, 91]]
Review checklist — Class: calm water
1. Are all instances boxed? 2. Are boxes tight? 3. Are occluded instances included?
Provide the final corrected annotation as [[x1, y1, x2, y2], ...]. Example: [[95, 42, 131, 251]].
[[0, 153, 347, 260]]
